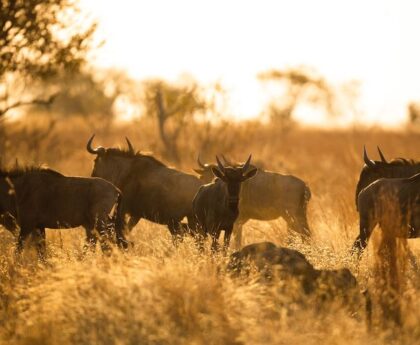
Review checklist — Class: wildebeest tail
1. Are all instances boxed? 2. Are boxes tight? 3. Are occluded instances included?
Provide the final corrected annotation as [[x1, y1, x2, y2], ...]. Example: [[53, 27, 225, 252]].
[[362, 289, 372, 331], [300, 184, 312, 236], [304, 184, 311, 203], [373, 200, 409, 327], [114, 192, 129, 249]]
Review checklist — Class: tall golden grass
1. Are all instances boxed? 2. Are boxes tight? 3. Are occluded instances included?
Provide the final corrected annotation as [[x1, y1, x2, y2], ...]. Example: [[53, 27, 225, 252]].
[[371, 194, 411, 328], [0, 117, 419, 344]]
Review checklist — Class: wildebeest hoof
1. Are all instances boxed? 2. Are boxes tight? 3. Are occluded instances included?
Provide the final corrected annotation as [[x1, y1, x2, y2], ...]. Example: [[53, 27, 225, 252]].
[[117, 238, 133, 250]]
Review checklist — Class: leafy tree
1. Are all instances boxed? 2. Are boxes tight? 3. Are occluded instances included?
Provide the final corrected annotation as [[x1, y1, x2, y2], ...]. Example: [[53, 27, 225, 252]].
[[258, 66, 337, 128], [408, 102, 420, 125], [45, 69, 127, 117], [43, 68, 136, 134], [0, 0, 96, 118]]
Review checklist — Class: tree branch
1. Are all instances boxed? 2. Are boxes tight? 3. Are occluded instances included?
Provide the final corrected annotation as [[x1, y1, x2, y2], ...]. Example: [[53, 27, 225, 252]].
[[0, 92, 59, 117]]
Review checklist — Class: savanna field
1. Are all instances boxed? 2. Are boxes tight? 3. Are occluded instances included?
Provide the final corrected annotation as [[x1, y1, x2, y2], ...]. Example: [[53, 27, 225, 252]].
[[0, 118, 419, 345]]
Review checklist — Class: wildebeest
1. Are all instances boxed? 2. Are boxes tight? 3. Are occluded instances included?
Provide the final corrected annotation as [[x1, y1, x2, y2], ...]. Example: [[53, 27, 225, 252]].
[[227, 242, 356, 293], [352, 147, 420, 255], [87, 135, 202, 237], [192, 155, 257, 251], [352, 173, 420, 256], [227, 242, 371, 326], [0, 166, 127, 257], [193, 155, 311, 248], [355, 146, 420, 210], [227, 241, 317, 291]]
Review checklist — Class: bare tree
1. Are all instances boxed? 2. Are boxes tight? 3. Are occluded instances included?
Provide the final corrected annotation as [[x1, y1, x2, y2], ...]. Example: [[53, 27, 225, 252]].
[[0, 0, 96, 118], [141, 79, 211, 163]]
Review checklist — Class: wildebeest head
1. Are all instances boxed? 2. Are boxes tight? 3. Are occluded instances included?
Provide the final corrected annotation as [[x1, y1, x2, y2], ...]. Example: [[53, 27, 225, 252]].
[[0, 175, 19, 234], [193, 156, 215, 182], [194, 155, 259, 184], [355, 146, 420, 209], [87, 135, 137, 183], [211, 155, 257, 202]]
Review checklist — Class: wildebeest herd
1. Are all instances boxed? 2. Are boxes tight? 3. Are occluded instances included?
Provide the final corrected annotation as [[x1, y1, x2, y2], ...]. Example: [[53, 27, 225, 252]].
[[0, 138, 418, 327]]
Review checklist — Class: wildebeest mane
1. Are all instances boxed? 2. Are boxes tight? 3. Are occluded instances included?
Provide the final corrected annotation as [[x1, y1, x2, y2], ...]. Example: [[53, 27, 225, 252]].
[[0, 166, 63, 178], [103, 148, 167, 167], [381, 158, 418, 166]]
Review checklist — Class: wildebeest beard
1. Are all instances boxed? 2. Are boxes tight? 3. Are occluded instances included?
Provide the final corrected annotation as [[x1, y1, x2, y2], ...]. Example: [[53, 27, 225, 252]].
[[226, 183, 241, 212]]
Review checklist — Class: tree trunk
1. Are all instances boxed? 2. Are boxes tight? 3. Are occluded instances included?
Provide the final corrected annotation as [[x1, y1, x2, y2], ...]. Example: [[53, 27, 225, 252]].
[[155, 88, 180, 163]]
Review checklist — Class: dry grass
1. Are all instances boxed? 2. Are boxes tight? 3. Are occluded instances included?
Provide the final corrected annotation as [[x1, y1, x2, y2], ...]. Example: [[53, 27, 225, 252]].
[[0, 117, 419, 344]]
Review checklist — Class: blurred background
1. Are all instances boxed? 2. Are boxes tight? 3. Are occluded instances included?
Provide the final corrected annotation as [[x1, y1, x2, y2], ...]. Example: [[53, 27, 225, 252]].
[[0, 0, 419, 173]]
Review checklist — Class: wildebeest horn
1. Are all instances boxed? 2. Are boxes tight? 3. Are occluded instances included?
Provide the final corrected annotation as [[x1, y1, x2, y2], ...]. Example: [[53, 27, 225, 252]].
[[363, 146, 375, 167], [87, 135, 98, 154], [197, 155, 205, 168], [377, 146, 387, 163], [242, 154, 252, 172], [216, 155, 225, 172], [126, 137, 134, 153]]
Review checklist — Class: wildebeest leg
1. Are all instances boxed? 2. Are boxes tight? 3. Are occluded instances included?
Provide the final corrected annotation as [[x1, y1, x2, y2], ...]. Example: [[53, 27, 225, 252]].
[[223, 226, 233, 254], [351, 213, 375, 258], [211, 230, 221, 253], [15, 226, 32, 255], [168, 221, 184, 246], [363, 289, 372, 332], [192, 221, 206, 253], [408, 249, 419, 272], [295, 208, 311, 237], [127, 215, 140, 232], [95, 217, 112, 255], [187, 215, 199, 235], [284, 209, 311, 240], [104, 194, 129, 250], [232, 220, 246, 250], [35, 227, 47, 261], [114, 208, 129, 250], [211, 236, 219, 252], [195, 231, 206, 253], [83, 226, 97, 252]]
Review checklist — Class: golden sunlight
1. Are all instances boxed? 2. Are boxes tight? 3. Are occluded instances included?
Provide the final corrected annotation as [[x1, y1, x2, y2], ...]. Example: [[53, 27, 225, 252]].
[[2, 2, 420, 343], [82, 0, 419, 126]]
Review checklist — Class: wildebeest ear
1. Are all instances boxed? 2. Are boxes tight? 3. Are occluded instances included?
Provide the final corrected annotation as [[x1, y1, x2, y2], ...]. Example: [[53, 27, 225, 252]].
[[211, 166, 226, 181], [242, 167, 257, 181], [192, 168, 204, 175]]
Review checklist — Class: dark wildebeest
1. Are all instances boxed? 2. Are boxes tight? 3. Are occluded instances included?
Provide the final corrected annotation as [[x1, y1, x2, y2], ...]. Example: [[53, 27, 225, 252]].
[[227, 241, 317, 291], [193, 155, 311, 248], [352, 147, 420, 256], [352, 173, 420, 256], [86, 135, 202, 238], [0, 167, 127, 258], [355, 146, 420, 210], [192, 155, 257, 252], [227, 242, 372, 327]]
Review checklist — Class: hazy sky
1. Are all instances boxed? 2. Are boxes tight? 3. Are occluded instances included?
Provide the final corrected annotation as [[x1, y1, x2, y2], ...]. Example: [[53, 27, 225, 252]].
[[82, 0, 420, 126]]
